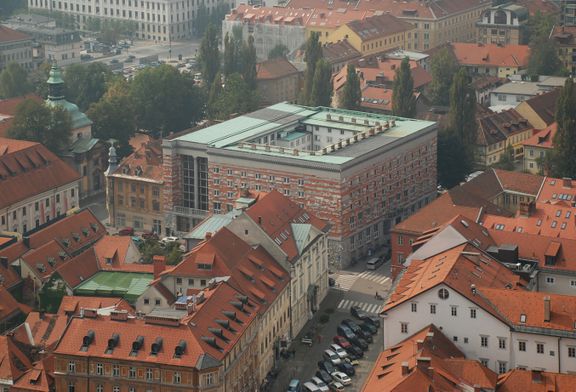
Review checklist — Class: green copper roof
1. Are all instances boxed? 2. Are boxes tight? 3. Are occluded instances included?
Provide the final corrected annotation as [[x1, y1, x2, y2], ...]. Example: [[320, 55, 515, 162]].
[[47, 64, 64, 85], [69, 137, 99, 154], [45, 98, 93, 129]]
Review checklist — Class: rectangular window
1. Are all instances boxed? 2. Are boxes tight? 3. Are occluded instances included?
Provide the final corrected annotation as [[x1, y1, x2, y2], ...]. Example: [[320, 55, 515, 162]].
[[537, 343, 544, 354], [112, 365, 119, 376], [129, 367, 136, 378], [451, 306, 457, 316], [481, 336, 488, 347], [96, 363, 103, 375], [498, 361, 507, 374], [470, 308, 477, 319], [518, 341, 526, 351], [498, 338, 506, 350], [411, 303, 417, 312], [568, 347, 576, 358], [400, 322, 408, 334], [546, 277, 555, 284], [68, 361, 76, 373], [173, 372, 181, 384]]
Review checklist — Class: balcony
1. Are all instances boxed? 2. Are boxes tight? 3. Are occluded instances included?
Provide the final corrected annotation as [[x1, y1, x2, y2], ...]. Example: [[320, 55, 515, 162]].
[[172, 205, 208, 219]]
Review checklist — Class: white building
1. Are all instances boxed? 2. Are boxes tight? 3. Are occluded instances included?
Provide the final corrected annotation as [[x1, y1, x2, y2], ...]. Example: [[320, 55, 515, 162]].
[[0, 138, 80, 234], [489, 76, 567, 108], [27, 0, 235, 42], [383, 241, 576, 375]]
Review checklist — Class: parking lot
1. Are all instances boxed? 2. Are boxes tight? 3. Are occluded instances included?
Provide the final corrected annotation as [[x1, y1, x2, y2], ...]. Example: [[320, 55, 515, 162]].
[[272, 259, 392, 391]]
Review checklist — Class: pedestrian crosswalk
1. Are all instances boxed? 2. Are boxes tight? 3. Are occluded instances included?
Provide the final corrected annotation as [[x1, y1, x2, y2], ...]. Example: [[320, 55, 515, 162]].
[[357, 270, 391, 286], [336, 299, 383, 314], [333, 270, 391, 292], [333, 273, 359, 291]]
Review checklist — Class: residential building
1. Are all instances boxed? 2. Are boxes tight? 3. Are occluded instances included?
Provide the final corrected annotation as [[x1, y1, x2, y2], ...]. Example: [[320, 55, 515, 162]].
[[256, 58, 301, 106], [3, 15, 82, 66], [517, 0, 560, 17], [162, 103, 438, 266], [563, 0, 576, 26], [321, 40, 361, 74], [550, 25, 576, 75], [106, 139, 164, 233], [0, 335, 32, 391], [523, 122, 557, 174], [477, 3, 529, 45], [475, 108, 535, 167], [27, 0, 234, 42], [473, 75, 506, 105], [0, 138, 80, 234], [52, 280, 260, 392], [44, 64, 107, 200], [383, 241, 576, 374], [451, 42, 531, 78], [361, 324, 498, 392], [497, 368, 576, 391], [0, 26, 33, 71], [287, 0, 492, 50], [515, 88, 560, 130], [329, 13, 416, 55], [384, 49, 430, 71], [489, 76, 567, 107]]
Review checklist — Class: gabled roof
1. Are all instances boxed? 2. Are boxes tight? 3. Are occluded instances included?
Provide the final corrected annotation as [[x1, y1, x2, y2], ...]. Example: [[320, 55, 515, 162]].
[[322, 40, 361, 65], [57, 296, 134, 315], [54, 247, 100, 289], [94, 235, 151, 273], [497, 368, 576, 391], [0, 25, 31, 43], [516, 88, 560, 127], [110, 139, 163, 183], [536, 176, 576, 204], [451, 43, 530, 68], [345, 13, 414, 42], [0, 137, 81, 209], [256, 58, 300, 80], [244, 190, 328, 262], [476, 109, 534, 147], [0, 335, 32, 383], [0, 242, 22, 289], [523, 122, 557, 149], [0, 286, 30, 324], [11, 312, 68, 352], [460, 168, 544, 200], [10, 356, 54, 392], [361, 324, 497, 392]]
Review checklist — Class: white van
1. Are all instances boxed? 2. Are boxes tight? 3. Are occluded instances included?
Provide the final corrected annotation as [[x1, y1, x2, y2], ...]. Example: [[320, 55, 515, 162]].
[[366, 256, 383, 270]]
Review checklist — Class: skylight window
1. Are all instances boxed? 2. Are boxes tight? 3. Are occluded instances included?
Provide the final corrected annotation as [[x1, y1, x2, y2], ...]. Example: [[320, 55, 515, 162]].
[[551, 221, 558, 228], [495, 224, 505, 230], [520, 314, 526, 323], [556, 210, 562, 217]]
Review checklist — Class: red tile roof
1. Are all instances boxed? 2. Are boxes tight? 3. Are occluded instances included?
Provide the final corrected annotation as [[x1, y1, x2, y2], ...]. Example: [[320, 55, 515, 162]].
[[493, 169, 545, 196], [536, 176, 576, 204], [523, 122, 557, 149], [57, 296, 134, 315], [476, 109, 534, 147], [322, 40, 361, 65], [11, 312, 68, 352], [361, 324, 497, 392], [0, 137, 81, 209], [0, 240, 22, 289], [55, 247, 100, 289], [497, 369, 576, 392], [94, 235, 152, 273], [0, 335, 32, 383], [0, 95, 43, 137], [0, 286, 29, 324], [451, 43, 530, 68], [11, 356, 54, 392], [346, 13, 414, 41], [516, 0, 560, 16], [256, 58, 300, 80], [0, 26, 31, 43], [111, 139, 163, 183], [244, 190, 329, 262]]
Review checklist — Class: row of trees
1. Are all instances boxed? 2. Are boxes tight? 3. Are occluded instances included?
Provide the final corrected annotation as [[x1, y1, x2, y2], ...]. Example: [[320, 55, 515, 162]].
[[299, 32, 333, 106]]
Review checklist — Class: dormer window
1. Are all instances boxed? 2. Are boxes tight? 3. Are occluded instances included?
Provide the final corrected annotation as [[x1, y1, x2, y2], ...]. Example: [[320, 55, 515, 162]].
[[520, 314, 526, 323]]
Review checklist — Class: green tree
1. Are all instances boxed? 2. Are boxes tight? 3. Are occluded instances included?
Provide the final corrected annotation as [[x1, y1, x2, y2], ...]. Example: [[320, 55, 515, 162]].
[[206, 72, 224, 120], [0, 62, 32, 98], [392, 57, 416, 117], [494, 143, 515, 170], [428, 47, 459, 106], [448, 68, 477, 146], [208, 73, 258, 120], [548, 78, 576, 177], [0, 0, 27, 19], [300, 32, 322, 105], [437, 130, 472, 188], [8, 99, 71, 153], [339, 63, 361, 110], [64, 62, 111, 111], [130, 64, 204, 133], [525, 10, 556, 45], [99, 18, 137, 44], [223, 32, 238, 76], [198, 24, 221, 89], [28, 62, 51, 98], [241, 35, 257, 90], [268, 44, 289, 60], [528, 38, 565, 77], [309, 59, 333, 107], [87, 79, 136, 158]]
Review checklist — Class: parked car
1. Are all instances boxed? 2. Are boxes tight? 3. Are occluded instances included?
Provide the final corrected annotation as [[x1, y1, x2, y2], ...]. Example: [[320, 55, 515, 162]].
[[366, 256, 384, 270], [310, 376, 330, 392], [161, 236, 179, 244], [118, 227, 134, 236], [349, 335, 368, 350], [315, 370, 332, 385], [141, 231, 159, 240], [336, 325, 355, 341], [337, 362, 355, 377], [287, 379, 301, 392], [329, 344, 348, 359], [317, 360, 336, 375], [360, 322, 378, 335], [302, 382, 320, 392], [345, 345, 364, 359], [331, 371, 351, 386], [344, 357, 359, 366], [341, 319, 373, 342], [329, 381, 345, 392], [350, 305, 380, 327], [332, 336, 351, 349], [323, 349, 342, 365]]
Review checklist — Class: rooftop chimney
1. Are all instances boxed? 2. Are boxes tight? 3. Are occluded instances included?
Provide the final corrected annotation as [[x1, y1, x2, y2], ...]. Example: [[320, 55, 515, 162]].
[[471, 284, 477, 295], [401, 362, 410, 376], [153, 255, 166, 279], [544, 296, 551, 322], [562, 177, 572, 188], [82, 308, 98, 318], [416, 357, 432, 376], [205, 232, 212, 240]]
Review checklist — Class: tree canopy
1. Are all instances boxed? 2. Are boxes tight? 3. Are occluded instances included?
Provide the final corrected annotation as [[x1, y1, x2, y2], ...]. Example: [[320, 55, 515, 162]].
[[0, 62, 32, 98], [339, 64, 362, 110], [198, 24, 221, 89], [392, 57, 416, 117], [241, 35, 257, 90], [525, 10, 565, 77], [448, 68, 477, 146], [268, 44, 289, 60], [427, 47, 459, 106], [207, 73, 258, 120], [309, 59, 333, 107], [437, 130, 473, 188], [300, 32, 322, 105], [548, 78, 576, 177], [64, 62, 112, 111], [8, 99, 71, 154]]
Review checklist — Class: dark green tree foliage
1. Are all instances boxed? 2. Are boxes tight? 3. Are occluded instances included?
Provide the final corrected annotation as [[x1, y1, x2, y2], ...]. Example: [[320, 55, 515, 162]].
[[207, 72, 224, 120], [392, 57, 416, 117], [223, 32, 238, 76], [29, 62, 51, 98], [87, 78, 136, 158], [8, 99, 71, 154], [528, 38, 565, 77], [198, 24, 221, 89], [309, 59, 333, 107], [99, 19, 137, 44], [64, 63, 111, 111], [241, 35, 257, 90], [448, 68, 477, 146], [525, 11, 556, 45], [0, 0, 27, 19], [130, 64, 204, 133], [339, 63, 361, 110], [437, 130, 472, 188], [548, 78, 576, 177], [208, 73, 258, 120], [301, 32, 322, 105], [268, 44, 289, 60], [194, 3, 230, 38], [428, 47, 459, 106], [0, 63, 32, 98]]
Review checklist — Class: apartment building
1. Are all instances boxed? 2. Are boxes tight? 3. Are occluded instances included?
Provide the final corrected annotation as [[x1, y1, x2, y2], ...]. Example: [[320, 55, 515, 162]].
[[451, 42, 531, 78], [476, 3, 528, 45], [0, 26, 33, 71], [523, 122, 557, 174], [255, 58, 301, 107], [27, 0, 234, 42], [106, 139, 164, 233], [162, 103, 437, 266], [0, 138, 80, 234]]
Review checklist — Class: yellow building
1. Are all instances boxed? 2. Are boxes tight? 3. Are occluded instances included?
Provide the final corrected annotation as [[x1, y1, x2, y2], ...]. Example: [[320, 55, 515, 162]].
[[105, 139, 164, 233], [329, 13, 415, 56]]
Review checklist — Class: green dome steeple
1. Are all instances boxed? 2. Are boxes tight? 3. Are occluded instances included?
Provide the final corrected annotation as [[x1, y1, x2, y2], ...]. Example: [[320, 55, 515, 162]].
[[47, 64, 65, 101]]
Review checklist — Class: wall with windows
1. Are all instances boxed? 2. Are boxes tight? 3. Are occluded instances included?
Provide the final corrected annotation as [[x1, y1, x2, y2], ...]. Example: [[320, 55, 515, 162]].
[[537, 270, 576, 296]]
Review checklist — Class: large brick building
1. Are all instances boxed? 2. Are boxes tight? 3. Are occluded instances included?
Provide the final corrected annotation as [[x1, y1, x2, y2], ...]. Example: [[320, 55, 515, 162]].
[[162, 103, 437, 266]]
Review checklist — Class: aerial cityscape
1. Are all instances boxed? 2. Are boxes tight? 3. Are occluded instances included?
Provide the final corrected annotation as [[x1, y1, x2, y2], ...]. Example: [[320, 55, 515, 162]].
[[0, 0, 576, 391]]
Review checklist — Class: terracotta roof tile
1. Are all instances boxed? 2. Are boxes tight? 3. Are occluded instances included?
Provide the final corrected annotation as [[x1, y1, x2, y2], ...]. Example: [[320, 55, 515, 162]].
[[0, 335, 32, 383], [11, 356, 54, 392], [516, 0, 560, 16], [322, 40, 361, 65], [523, 122, 557, 149], [0, 240, 23, 289], [111, 139, 163, 183], [11, 312, 68, 352], [518, 88, 560, 128], [536, 176, 576, 203], [55, 247, 100, 289], [0, 26, 31, 43], [346, 13, 414, 41], [451, 43, 530, 68], [57, 296, 134, 315], [492, 169, 545, 195], [94, 235, 152, 273], [476, 109, 534, 147], [497, 368, 576, 392], [256, 58, 299, 80], [0, 137, 81, 209], [0, 286, 29, 324]]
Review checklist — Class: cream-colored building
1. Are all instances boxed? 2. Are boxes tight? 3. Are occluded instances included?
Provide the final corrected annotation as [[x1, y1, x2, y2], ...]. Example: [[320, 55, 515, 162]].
[[476, 3, 528, 45], [0, 25, 33, 71]]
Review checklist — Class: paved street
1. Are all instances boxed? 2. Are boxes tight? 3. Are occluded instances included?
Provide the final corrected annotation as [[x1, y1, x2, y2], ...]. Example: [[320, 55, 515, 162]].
[[271, 259, 392, 391], [80, 193, 108, 223]]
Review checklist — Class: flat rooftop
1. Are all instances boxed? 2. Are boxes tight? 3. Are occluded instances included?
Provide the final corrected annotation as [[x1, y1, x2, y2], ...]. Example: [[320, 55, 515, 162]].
[[173, 103, 435, 165], [74, 271, 153, 303]]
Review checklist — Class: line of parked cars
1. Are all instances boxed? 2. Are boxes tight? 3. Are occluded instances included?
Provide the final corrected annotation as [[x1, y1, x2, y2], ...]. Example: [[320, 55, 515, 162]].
[[288, 305, 381, 392]]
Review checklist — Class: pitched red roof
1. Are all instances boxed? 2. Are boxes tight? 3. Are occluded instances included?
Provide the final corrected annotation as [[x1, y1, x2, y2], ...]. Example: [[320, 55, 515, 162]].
[[0, 335, 32, 383], [451, 43, 530, 68], [57, 296, 134, 315], [11, 356, 54, 392], [0, 286, 29, 324], [94, 235, 152, 273], [322, 40, 361, 65], [256, 58, 300, 80], [11, 312, 68, 352], [54, 247, 100, 289], [0, 240, 23, 289], [346, 13, 414, 41], [523, 122, 557, 149], [518, 88, 560, 128], [497, 368, 576, 392], [0, 26, 31, 43], [111, 139, 163, 183], [0, 137, 80, 210], [476, 109, 534, 147], [536, 176, 576, 204]]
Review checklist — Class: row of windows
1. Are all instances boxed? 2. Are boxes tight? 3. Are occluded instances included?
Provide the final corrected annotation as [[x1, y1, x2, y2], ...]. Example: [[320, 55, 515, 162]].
[[410, 302, 478, 319]]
